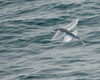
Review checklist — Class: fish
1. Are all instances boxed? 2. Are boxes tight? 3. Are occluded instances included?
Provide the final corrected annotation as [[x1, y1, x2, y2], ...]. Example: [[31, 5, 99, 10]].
[[51, 18, 86, 46]]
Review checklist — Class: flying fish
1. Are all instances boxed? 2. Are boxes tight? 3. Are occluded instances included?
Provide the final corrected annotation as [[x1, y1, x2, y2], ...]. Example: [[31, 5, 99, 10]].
[[51, 19, 86, 45]]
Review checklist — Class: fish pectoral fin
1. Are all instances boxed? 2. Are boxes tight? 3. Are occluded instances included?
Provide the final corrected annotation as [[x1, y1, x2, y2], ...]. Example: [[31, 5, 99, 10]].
[[51, 30, 65, 41], [63, 18, 78, 30], [63, 35, 72, 42]]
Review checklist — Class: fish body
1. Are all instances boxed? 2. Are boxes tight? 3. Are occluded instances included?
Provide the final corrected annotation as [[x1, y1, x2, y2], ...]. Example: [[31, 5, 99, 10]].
[[51, 19, 86, 45], [55, 28, 77, 38]]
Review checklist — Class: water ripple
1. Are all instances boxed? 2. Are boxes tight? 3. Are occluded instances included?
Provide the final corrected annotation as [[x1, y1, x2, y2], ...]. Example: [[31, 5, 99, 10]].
[[0, 0, 100, 80]]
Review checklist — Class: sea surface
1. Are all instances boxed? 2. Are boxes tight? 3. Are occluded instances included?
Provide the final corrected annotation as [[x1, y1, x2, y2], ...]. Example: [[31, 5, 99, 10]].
[[0, 0, 100, 80]]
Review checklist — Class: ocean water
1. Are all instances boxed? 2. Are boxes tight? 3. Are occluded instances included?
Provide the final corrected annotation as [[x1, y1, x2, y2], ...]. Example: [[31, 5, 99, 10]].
[[0, 0, 100, 80]]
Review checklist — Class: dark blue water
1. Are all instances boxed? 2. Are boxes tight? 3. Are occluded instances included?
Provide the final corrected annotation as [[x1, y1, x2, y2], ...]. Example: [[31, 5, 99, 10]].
[[0, 0, 100, 80]]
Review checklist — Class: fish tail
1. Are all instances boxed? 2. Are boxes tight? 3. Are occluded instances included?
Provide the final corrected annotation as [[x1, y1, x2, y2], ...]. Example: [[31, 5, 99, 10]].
[[76, 37, 86, 46]]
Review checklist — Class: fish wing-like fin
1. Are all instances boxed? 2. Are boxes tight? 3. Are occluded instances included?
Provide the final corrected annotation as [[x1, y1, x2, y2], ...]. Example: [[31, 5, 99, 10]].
[[63, 18, 78, 30], [63, 35, 72, 42], [51, 30, 65, 41], [63, 30, 78, 42], [72, 30, 78, 36]]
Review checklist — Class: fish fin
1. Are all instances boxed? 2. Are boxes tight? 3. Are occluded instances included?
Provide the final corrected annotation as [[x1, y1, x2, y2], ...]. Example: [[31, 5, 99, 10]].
[[72, 30, 78, 36], [63, 35, 72, 42], [51, 30, 65, 41], [78, 37, 86, 46], [63, 18, 78, 30]]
